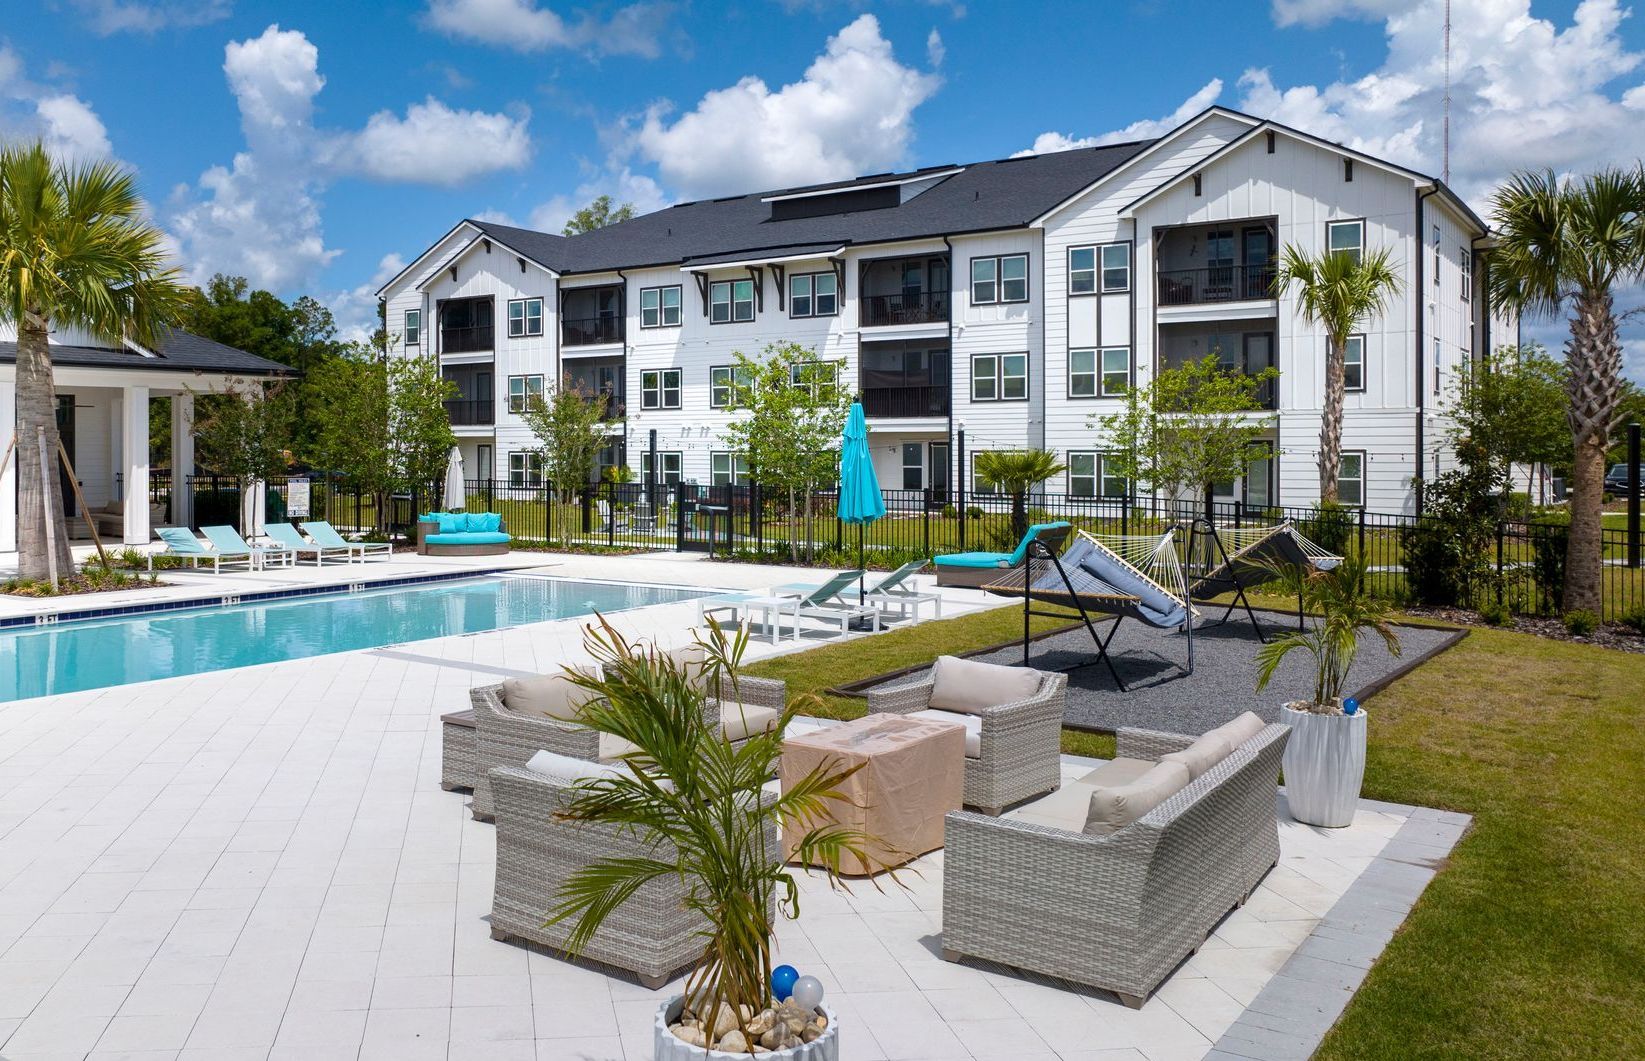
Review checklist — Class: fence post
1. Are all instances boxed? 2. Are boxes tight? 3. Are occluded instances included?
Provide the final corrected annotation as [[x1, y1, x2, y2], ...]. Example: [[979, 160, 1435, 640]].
[[1122, 494, 1130, 537], [607, 482, 616, 548], [956, 427, 967, 551], [922, 489, 931, 556], [1496, 520, 1506, 608], [1628, 422, 1640, 568], [1357, 505, 1367, 556], [752, 482, 763, 554]]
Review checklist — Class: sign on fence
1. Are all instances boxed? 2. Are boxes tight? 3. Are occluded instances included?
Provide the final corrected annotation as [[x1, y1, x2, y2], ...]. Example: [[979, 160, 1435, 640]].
[[286, 478, 311, 518]]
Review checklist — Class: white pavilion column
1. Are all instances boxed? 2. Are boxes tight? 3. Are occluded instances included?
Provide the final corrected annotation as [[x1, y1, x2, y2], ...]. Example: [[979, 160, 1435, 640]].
[[121, 384, 150, 544], [0, 380, 16, 553], [170, 392, 194, 528]]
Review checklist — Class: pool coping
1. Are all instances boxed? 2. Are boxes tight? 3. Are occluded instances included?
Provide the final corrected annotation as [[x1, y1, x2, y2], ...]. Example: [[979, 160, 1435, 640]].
[[0, 567, 510, 628]]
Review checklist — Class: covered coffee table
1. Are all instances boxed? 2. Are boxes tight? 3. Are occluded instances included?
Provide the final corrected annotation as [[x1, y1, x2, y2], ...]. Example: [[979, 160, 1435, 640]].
[[781, 714, 966, 875]]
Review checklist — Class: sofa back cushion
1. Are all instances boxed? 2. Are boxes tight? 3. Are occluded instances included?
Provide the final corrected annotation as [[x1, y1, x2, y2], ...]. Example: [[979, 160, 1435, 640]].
[[524, 749, 633, 785], [434, 512, 462, 533], [1206, 711, 1266, 751], [501, 666, 602, 721], [928, 655, 1043, 715], [1160, 733, 1232, 780], [473, 512, 502, 533], [667, 643, 711, 693], [1084, 760, 1191, 836]]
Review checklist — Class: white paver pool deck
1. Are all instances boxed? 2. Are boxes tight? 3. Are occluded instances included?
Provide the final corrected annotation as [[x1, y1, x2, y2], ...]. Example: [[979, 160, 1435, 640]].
[[0, 552, 1458, 1060]]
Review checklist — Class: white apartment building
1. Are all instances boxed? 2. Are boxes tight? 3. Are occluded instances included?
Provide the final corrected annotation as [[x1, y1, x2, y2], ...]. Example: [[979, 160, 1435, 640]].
[[379, 106, 1515, 516]]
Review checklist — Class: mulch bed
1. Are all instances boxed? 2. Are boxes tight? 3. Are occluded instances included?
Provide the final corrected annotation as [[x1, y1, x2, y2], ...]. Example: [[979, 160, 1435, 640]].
[[1405, 605, 1645, 655]]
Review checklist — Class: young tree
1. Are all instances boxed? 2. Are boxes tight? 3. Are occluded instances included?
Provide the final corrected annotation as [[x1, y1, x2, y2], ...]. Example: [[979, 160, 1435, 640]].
[[1271, 244, 1401, 502], [387, 352, 457, 502], [521, 377, 609, 503], [720, 342, 851, 562], [1093, 353, 1278, 514], [0, 143, 190, 580], [561, 195, 635, 235], [305, 346, 392, 530], [1488, 166, 1645, 613], [973, 449, 1066, 540], [1444, 344, 1570, 502], [189, 381, 294, 481]]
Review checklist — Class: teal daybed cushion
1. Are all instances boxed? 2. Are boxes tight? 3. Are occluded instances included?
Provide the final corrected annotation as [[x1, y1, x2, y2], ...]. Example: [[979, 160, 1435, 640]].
[[425, 531, 511, 545], [934, 521, 1072, 569]]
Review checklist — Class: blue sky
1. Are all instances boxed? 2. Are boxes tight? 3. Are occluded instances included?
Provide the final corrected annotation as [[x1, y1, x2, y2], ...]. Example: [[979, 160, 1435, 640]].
[[4, 1, 1644, 370]]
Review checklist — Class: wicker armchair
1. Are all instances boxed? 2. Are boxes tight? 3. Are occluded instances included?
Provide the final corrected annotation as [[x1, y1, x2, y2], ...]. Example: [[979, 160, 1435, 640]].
[[468, 672, 788, 821], [865, 669, 1067, 815], [939, 723, 1290, 1008], [488, 764, 778, 988]]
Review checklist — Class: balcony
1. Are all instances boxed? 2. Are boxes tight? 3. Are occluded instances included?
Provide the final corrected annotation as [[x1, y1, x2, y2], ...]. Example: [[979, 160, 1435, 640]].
[[1158, 264, 1277, 306], [444, 398, 494, 426], [562, 315, 624, 347], [861, 291, 949, 327], [861, 385, 951, 419], [440, 323, 494, 353]]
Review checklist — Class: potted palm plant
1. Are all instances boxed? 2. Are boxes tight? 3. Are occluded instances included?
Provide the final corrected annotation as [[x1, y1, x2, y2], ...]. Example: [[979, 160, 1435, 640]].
[[1254, 551, 1400, 827], [550, 618, 896, 1057]]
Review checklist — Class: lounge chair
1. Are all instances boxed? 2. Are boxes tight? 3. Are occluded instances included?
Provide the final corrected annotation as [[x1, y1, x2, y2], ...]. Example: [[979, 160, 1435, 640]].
[[300, 520, 393, 562], [934, 521, 1072, 587], [775, 558, 941, 622], [265, 522, 351, 566], [781, 569, 880, 636], [867, 655, 1065, 815], [148, 526, 255, 573], [202, 524, 294, 570]]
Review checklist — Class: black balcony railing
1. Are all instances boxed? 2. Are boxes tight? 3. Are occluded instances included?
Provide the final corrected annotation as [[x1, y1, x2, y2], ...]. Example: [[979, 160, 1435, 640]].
[[562, 316, 624, 346], [441, 325, 494, 353], [860, 384, 951, 418], [861, 292, 949, 327], [444, 398, 495, 426], [1157, 264, 1277, 306]]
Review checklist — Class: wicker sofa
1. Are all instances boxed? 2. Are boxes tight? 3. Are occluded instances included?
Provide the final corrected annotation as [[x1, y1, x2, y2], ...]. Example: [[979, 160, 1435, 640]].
[[940, 721, 1291, 1008], [468, 662, 787, 820], [488, 758, 777, 988], [865, 657, 1067, 815]]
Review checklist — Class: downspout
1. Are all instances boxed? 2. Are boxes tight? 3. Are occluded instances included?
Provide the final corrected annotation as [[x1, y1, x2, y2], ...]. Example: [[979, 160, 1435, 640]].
[[617, 269, 630, 472], [1415, 186, 1439, 517], [943, 235, 955, 500]]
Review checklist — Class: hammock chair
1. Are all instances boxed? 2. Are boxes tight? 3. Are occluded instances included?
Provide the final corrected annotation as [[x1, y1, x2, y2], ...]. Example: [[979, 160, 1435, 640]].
[[1184, 519, 1343, 631], [981, 528, 1199, 691]]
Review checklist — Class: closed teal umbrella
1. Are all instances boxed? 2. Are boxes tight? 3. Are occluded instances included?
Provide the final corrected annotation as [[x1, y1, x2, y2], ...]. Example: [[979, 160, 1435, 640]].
[[837, 402, 885, 603]]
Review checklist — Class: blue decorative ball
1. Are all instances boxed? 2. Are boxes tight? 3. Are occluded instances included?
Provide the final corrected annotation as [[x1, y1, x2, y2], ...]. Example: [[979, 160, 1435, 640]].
[[1343, 698, 1360, 715], [771, 965, 799, 1001]]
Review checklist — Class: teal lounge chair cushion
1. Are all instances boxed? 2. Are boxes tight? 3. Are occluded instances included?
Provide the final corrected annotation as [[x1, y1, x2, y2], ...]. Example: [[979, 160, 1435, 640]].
[[425, 531, 511, 545], [934, 551, 1014, 569]]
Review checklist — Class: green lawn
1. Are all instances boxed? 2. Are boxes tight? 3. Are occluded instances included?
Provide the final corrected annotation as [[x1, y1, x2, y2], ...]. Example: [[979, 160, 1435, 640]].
[[746, 611, 1645, 1058]]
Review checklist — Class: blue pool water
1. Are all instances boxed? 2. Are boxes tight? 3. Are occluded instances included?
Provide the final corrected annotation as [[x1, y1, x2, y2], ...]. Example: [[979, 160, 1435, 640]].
[[0, 576, 711, 701]]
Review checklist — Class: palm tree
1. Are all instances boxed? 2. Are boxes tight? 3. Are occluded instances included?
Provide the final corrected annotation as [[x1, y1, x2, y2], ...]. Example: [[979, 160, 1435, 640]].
[[1271, 245, 1401, 502], [1486, 167, 1645, 614], [0, 143, 189, 581], [974, 448, 1066, 540], [1254, 550, 1401, 712]]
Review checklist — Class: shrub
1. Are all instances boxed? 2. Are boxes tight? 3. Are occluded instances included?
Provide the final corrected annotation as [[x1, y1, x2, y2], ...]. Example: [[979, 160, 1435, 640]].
[[1619, 607, 1645, 636], [1402, 517, 1483, 606], [941, 504, 957, 520], [1477, 599, 1511, 626], [965, 506, 984, 520], [1562, 609, 1599, 637], [1527, 510, 1570, 613], [1304, 499, 1354, 556], [1502, 492, 1534, 521]]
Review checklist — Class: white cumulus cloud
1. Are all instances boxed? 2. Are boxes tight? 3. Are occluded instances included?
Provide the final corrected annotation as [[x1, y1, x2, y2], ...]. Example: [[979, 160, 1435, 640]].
[[528, 166, 670, 233], [329, 252, 409, 344], [329, 98, 531, 186], [423, 0, 667, 57], [70, 0, 232, 35], [1015, 79, 1224, 156], [0, 46, 115, 162], [624, 14, 940, 199]]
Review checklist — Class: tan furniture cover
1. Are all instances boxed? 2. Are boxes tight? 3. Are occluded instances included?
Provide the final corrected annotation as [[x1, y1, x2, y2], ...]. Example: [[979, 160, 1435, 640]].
[[781, 715, 965, 875]]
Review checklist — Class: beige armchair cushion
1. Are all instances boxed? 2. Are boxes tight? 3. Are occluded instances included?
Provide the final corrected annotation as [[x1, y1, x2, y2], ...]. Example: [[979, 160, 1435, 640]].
[[667, 643, 710, 693], [909, 707, 981, 757], [1077, 757, 1157, 788], [719, 703, 780, 742], [1160, 733, 1232, 780], [927, 655, 1043, 715], [1206, 711, 1266, 751], [501, 666, 601, 721], [598, 733, 642, 761], [1084, 761, 1191, 836], [525, 749, 633, 784]]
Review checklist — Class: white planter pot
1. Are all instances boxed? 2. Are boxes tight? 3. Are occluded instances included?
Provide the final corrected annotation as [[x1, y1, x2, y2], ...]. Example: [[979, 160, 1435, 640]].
[[1280, 704, 1367, 828], [654, 996, 840, 1060]]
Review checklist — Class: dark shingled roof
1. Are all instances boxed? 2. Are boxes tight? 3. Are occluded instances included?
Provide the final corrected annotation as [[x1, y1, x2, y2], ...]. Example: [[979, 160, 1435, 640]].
[[0, 328, 291, 376], [466, 139, 1157, 277]]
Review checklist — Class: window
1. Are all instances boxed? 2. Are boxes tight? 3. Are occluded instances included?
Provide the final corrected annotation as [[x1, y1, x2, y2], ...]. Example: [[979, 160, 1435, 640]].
[[710, 452, 748, 486], [1433, 337, 1442, 395], [709, 365, 751, 408], [1069, 248, 1096, 295], [971, 353, 1027, 401], [1101, 244, 1131, 292], [709, 279, 755, 323], [901, 443, 923, 490], [1460, 247, 1472, 302], [972, 453, 1001, 495], [507, 297, 543, 338], [971, 254, 1028, 304], [640, 286, 682, 328], [403, 309, 421, 347], [1432, 226, 1442, 285], [1245, 445, 1274, 509], [789, 272, 838, 318], [1343, 334, 1366, 392], [1339, 451, 1366, 507], [789, 360, 840, 398], [1068, 347, 1129, 397], [507, 374, 544, 414], [508, 451, 543, 487], [1326, 219, 1364, 264], [1068, 452, 1126, 498], [640, 369, 681, 410], [642, 451, 682, 486]]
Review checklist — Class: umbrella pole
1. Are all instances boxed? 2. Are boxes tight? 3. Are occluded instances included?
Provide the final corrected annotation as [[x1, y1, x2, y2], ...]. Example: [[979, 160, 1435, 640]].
[[858, 522, 865, 604]]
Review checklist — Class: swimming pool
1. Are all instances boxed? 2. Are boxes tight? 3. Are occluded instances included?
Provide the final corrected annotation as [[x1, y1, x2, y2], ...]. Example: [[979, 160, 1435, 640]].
[[0, 575, 711, 701]]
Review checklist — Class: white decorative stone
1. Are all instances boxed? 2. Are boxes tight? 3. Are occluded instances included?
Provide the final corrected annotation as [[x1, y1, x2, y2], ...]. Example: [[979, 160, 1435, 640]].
[[1281, 704, 1368, 828], [655, 996, 840, 1060]]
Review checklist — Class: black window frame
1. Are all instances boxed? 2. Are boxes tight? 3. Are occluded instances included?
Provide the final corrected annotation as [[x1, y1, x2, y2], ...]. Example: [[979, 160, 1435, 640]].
[[1343, 333, 1366, 393], [508, 450, 544, 487], [506, 297, 544, 339], [1325, 218, 1365, 264], [709, 279, 755, 324], [788, 271, 838, 319], [642, 451, 683, 486], [1066, 450, 1127, 498], [403, 308, 421, 347], [708, 364, 751, 408], [1459, 246, 1472, 303], [507, 373, 544, 414], [640, 285, 682, 329], [970, 253, 1029, 305], [970, 352, 1028, 402], [1068, 247, 1096, 296], [1339, 449, 1367, 508], [640, 368, 682, 410], [1100, 243, 1131, 293], [788, 359, 841, 399], [709, 450, 748, 486]]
